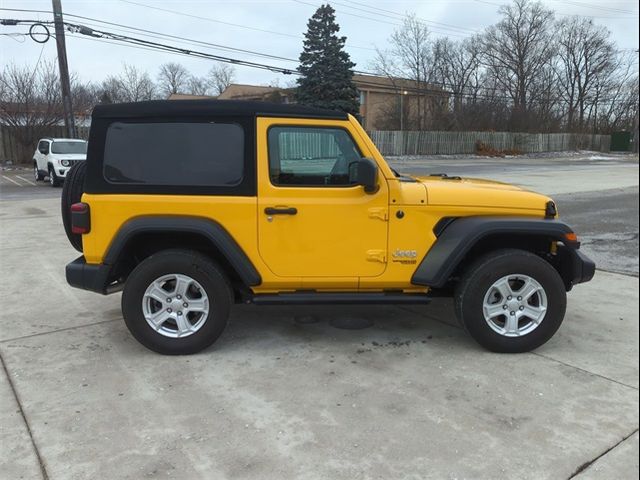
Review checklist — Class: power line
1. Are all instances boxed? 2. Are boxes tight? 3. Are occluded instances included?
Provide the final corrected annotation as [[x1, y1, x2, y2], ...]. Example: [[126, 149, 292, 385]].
[[115, 0, 376, 52], [0, 5, 373, 54], [64, 21, 298, 75], [334, 0, 479, 35], [75, 20, 299, 64], [292, 0, 468, 38], [471, 0, 638, 18], [553, 0, 637, 15], [69, 18, 300, 64], [115, 0, 300, 40], [0, 32, 27, 42], [0, 8, 301, 64], [2, 18, 297, 74]]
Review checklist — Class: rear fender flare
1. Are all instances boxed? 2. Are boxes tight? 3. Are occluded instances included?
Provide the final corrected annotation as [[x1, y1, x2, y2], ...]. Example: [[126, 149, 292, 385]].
[[104, 216, 261, 287]]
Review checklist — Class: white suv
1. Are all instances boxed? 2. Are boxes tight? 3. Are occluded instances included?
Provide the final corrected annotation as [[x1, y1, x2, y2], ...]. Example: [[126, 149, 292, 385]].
[[33, 138, 88, 187]]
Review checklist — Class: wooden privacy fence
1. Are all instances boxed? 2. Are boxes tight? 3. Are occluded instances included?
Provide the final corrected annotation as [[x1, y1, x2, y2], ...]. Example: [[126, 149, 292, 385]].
[[0, 125, 90, 165], [1, 125, 611, 164], [368, 130, 611, 156]]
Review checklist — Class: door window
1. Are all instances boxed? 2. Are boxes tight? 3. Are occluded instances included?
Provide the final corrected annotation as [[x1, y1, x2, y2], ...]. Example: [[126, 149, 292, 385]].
[[268, 126, 362, 186], [38, 141, 49, 154]]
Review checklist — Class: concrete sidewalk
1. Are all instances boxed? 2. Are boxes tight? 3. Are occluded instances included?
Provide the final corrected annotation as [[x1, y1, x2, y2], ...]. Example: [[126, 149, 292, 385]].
[[1, 272, 637, 479]]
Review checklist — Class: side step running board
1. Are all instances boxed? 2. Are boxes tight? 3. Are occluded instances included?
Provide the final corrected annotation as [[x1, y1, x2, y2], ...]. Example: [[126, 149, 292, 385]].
[[250, 292, 431, 305]]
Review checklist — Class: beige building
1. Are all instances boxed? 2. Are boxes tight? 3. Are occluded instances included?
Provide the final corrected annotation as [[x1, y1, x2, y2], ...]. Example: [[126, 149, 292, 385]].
[[217, 84, 294, 104], [169, 75, 448, 131], [353, 75, 448, 131]]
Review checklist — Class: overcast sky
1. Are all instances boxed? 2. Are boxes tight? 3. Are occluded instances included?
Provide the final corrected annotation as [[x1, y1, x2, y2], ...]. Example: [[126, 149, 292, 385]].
[[1, 0, 638, 89]]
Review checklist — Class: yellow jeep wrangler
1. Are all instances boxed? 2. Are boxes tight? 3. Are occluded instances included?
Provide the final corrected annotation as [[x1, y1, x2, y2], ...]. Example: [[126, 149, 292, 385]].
[[63, 100, 595, 355]]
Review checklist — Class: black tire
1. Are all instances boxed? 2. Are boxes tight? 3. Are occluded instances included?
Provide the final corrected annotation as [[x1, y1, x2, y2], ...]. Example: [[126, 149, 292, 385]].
[[34, 161, 44, 181], [454, 249, 567, 353], [48, 165, 61, 187], [122, 249, 233, 355], [61, 161, 87, 252]]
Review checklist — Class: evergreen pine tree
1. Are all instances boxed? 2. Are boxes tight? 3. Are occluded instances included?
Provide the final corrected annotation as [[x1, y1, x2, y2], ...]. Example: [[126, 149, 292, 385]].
[[296, 4, 360, 115]]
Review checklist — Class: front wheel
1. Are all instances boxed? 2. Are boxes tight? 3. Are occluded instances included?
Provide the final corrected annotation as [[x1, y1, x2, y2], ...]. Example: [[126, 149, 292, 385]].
[[454, 249, 567, 353], [48, 166, 61, 187], [34, 162, 44, 181], [122, 249, 233, 355]]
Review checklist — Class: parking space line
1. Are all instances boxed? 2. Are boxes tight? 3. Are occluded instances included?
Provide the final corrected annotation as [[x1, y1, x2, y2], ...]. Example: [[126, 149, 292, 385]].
[[16, 175, 36, 186], [2, 175, 23, 186]]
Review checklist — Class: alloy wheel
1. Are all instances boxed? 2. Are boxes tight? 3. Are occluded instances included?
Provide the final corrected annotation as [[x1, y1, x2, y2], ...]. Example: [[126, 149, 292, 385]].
[[482, 274, 548, 337], [142, 273, 210, 338]]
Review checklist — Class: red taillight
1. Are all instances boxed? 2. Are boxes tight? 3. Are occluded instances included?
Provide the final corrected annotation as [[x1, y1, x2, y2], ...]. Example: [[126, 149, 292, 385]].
[[71, 202, 90, 234], [70, 203, 88, 213]]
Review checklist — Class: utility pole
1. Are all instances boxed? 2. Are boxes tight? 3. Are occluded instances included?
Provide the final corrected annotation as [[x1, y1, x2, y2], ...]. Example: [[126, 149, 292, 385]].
[[52, 0, 76, 138]]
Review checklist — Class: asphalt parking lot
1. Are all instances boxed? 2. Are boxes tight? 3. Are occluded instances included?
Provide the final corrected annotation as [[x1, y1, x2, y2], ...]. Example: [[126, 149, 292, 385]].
[[1, 153, 638, 480]]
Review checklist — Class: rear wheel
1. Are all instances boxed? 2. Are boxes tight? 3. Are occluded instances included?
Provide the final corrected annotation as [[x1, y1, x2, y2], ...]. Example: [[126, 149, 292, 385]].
[[454, 249, 566, 353], [61, 162, 87, 252], [122, 249, 233, 355]]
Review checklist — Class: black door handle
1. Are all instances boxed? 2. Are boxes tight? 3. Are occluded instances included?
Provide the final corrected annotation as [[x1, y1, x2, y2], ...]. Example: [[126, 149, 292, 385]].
[[265, 207, 298, 215]]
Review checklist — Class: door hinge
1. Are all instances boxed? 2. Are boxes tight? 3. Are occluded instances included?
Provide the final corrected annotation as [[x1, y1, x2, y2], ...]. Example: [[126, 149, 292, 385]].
[[368, 207, 388, 221], [366, 249, 387, 263]]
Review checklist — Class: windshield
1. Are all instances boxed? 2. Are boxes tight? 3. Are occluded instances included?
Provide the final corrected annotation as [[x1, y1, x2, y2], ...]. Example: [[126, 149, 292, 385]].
[[51, 141, 87, 154]]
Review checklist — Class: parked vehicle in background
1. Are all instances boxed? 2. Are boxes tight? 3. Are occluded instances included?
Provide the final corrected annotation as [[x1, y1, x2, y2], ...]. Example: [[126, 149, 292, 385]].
[[33, 138, 87, 187]]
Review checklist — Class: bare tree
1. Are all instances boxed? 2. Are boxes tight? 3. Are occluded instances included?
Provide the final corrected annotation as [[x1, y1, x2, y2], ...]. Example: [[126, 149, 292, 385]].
[[0, 60, 63, 162], [601, 76, 639, 132], [590, 52, 638, 133], [157, 62, 190, 97], [207, 63, 235, 95], [431, 37, 481, 128], [555, 17, 617, 131], [71, 78, 100, 114], [480, 0, 554, 128], [101, 64, 156, 103], [371, 15, 443, 130], [186, 76, 210, 96]]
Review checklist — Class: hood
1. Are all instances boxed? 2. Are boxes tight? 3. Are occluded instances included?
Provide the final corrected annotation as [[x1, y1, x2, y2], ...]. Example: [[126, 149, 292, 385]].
[[414, 175, 552, 211]]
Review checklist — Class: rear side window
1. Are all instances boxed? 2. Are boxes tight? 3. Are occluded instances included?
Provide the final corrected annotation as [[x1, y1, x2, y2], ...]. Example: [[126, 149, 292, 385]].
[[103, 122, 244, 186]]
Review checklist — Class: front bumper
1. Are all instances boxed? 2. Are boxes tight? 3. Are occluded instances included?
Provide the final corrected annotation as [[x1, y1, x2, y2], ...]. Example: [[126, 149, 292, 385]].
[[570, 249, 596, 284], [66, 256, 120, 294], [55, 160, 84, 177], [557, 245, 596, 288]]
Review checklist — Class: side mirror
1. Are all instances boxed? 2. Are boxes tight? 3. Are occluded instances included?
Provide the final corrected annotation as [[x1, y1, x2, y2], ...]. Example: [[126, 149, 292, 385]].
[[349, 158, 379, 194]]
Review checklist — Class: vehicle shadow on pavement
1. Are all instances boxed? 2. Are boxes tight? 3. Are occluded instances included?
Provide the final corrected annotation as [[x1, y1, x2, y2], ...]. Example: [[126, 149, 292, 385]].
[[207, 300, 475, 355]]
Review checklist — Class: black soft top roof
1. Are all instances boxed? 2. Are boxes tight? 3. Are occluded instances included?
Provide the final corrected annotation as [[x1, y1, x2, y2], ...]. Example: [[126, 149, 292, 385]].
[[92, 99, 349, 120]]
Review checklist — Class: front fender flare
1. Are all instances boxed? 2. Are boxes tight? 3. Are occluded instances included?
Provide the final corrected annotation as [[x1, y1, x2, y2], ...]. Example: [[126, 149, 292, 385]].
[[411, 216, 578, 288]]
